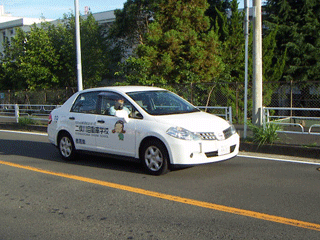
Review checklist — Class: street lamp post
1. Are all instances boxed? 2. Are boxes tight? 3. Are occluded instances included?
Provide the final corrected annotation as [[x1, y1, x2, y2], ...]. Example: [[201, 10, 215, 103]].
[[75, 0, 83, 91]]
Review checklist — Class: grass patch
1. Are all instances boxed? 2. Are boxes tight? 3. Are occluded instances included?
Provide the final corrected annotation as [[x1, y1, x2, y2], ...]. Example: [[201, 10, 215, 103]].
[[303, 142, 318, 148], [18, 117, 39, 127], [248, 122, 282, 146]]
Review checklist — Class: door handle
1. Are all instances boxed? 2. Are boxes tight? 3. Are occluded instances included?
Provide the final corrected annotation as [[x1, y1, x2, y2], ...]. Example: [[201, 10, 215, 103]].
[[97, 120, 105, 124], [69, 117, 75, 120]]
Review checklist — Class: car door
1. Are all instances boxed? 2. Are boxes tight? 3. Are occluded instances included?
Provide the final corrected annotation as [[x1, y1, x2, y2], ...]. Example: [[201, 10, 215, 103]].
[[68, 91, 101, 151], [95, 92, 139, 157]]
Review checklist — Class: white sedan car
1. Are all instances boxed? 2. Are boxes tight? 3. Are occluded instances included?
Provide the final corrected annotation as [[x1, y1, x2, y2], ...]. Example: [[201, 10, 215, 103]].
[[48, 86, 239, 175]]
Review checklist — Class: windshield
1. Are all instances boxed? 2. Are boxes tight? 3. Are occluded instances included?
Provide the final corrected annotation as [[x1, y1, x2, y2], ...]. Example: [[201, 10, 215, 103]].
[[127, 90, 200, 115]]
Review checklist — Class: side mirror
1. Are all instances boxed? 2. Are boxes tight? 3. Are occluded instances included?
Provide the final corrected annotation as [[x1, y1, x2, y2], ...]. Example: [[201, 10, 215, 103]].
[[135, 112, 143, 119], [115, 110, 130, 123]]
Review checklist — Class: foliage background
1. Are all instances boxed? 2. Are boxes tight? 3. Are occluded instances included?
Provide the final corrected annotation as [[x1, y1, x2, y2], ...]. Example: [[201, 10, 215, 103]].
[[0, 0, 319, 124]]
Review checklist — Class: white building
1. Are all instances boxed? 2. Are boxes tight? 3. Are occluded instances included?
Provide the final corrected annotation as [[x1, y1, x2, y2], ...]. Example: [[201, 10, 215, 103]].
[[0, 5, 55, 52], [87, 10, 115, 28]]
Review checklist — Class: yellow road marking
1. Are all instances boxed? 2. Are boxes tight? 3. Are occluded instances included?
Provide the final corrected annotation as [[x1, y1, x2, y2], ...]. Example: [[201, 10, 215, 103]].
[[1, 159, 320, 232]]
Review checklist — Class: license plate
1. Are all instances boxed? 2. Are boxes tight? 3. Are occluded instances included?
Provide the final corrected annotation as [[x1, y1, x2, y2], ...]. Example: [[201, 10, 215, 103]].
[[218, 145, 230, 156]]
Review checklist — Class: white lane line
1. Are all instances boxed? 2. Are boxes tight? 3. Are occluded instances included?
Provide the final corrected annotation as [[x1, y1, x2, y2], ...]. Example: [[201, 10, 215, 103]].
[[238, 153, 320, 165], [0, 129, 47, 136]]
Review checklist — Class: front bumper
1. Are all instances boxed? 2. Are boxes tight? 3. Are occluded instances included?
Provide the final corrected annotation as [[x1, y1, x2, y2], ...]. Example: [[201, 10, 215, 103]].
[[168, 133, 240, 165]]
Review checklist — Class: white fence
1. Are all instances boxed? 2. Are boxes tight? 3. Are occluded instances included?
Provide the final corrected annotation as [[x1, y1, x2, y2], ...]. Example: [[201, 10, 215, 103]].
[[0, 104, 232, 124], [198, 106, 233, 124], [0, 104, 60, 123], [264, 107, 320, 135]]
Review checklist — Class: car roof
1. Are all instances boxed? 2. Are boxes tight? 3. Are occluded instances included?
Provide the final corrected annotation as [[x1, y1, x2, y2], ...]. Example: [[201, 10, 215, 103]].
[[80, 86, 165, 94]]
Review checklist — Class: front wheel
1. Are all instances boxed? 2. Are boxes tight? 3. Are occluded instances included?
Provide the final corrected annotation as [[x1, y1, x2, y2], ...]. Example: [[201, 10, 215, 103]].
[[141, 139, 169, 175], [58, 133, 76, 161]]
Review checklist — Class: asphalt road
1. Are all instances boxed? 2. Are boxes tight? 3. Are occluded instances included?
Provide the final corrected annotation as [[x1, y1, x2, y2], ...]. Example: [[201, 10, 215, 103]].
[[0, 130, 320, 239]]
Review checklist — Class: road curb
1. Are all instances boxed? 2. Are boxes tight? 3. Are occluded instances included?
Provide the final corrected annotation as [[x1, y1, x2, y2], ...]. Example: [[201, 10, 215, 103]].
[[240, 142, 320, 160], [0, 123, 47, 133]]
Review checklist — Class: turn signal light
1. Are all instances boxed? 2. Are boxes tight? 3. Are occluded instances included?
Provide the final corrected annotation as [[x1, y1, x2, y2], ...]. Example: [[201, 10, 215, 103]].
[[48, 113, 52, 124]]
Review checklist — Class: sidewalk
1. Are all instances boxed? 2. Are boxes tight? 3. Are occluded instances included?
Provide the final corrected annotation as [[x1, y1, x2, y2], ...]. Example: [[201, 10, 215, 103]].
[[1, 122, 320, 161], [236, 124, 320, 160]]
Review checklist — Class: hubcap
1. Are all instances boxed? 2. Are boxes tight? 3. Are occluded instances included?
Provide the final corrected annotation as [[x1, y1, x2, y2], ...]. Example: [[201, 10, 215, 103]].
[[60, 136, 72, 158], [145, 146, 163, 171]]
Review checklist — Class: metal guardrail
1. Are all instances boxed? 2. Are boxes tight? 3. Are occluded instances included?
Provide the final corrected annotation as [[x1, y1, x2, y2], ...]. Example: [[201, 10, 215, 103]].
[[263, 107, 320, 135], [0, 104, 60, 123], [0, 104, 232, 124], [197, 106, 233, 123], [309, 124, 320, 135]]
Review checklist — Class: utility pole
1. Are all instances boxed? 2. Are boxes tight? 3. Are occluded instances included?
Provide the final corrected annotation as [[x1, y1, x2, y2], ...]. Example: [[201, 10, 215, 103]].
[[75, 0, 83, 91], [252, 0, 263, 126], [243, 0, 249, 138]]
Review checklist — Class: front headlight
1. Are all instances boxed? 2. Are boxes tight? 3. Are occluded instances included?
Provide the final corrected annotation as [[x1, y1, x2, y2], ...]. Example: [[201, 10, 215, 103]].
[[221, 123, 237, 140], [230, 124, 236, 135], [166, 126, 201, 141]]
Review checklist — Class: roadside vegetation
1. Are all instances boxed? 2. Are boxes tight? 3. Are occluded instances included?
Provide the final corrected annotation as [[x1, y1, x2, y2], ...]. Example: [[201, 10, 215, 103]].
[[248, 123, 282, 146], [17, 117, 39, 127]]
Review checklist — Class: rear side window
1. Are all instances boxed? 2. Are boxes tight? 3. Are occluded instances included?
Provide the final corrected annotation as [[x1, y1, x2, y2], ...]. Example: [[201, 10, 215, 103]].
[[71, 91, 100, 114]]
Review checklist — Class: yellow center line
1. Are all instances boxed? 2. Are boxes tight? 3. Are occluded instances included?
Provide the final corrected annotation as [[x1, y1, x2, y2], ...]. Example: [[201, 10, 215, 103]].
[[1, 159, 320, 232]]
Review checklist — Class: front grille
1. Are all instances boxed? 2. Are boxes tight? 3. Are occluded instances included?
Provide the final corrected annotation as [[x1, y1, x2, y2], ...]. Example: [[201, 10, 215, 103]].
[[199, 126, 234, 141], [199, 132, 216, 140]]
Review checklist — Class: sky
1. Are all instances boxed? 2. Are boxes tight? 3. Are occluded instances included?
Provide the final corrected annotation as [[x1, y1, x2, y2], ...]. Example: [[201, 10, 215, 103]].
[[0, 0, 252, 20]]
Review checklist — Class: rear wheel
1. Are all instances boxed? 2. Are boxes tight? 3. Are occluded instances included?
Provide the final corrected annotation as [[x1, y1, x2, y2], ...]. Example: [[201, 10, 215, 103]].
[[141, 139, 169, 175], [58, 133, 76, 161]]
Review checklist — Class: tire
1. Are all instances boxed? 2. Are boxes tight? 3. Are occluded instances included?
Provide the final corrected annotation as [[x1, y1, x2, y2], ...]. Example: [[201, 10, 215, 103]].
[[141, 139, 169, 175], [58, 133, 76, 161]]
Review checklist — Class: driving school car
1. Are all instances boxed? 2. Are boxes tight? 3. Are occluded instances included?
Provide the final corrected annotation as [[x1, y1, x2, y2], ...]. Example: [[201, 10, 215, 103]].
[[48, 86, 239, 175]]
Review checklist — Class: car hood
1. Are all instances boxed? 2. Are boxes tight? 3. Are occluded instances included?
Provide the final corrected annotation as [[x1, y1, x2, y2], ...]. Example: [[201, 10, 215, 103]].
[[154, 111, 230, 132]]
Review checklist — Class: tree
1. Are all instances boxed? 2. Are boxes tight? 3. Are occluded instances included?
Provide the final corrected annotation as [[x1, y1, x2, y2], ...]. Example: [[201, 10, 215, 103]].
[[121, 0, 224, 87], [77, 13, 110, 87], [265, 0, 320, 83], [214, 0, 244, 83], [1, 13, 113, 90], [48, 13, 112, 88], [109, 0, 158, 56], [23, 24, 60, 90], [206, 0, 231, 33], [0, 28, 28, 90], [1, 24, 59, 90], [210, 0, 245, 121], [47, 16, 77, 88], [262, 24, 287, 106], [207, 0, 286, 122]]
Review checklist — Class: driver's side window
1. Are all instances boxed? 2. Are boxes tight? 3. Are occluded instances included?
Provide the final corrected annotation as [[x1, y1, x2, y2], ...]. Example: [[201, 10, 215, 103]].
[[97, 92, 142, 119]]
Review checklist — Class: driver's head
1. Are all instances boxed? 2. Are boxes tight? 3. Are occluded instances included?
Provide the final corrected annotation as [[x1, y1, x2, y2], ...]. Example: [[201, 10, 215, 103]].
[[114, 98, 124, 110]]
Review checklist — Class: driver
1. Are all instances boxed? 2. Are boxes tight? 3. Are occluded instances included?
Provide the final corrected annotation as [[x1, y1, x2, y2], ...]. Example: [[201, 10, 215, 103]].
[[109, 97, 130, 116]]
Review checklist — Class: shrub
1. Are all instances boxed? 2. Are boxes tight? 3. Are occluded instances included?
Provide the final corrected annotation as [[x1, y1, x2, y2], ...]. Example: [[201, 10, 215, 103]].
[[249, 122, 282, 146], [18, 117, 38, 127]]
